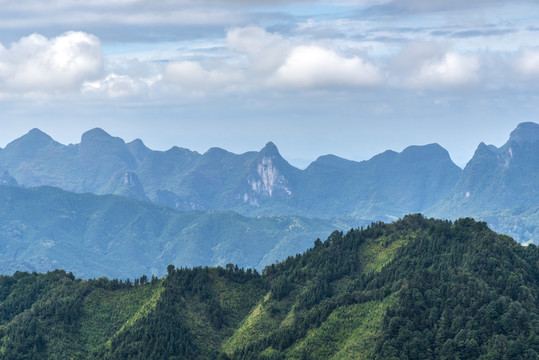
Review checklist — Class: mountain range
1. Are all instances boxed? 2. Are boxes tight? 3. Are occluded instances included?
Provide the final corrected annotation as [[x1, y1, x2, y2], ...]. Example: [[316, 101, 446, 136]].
[[0, 126, 461, 219], [0, 122, 537, 277], [0, 122, 538, 239]]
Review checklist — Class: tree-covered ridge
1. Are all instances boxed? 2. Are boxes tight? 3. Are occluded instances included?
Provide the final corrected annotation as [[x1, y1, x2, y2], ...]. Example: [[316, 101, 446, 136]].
[[1, 215, 539, 359]]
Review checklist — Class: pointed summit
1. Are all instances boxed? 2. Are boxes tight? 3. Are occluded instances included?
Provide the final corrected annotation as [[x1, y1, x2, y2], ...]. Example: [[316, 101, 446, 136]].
[[127, 138, 151, 163], [259, 141, 281, 157], [4, 128, 59, 154], [508, 122, 539, 144]]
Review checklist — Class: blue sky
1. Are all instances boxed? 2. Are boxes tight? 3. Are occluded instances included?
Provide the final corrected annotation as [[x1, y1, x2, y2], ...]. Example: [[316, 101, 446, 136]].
[[0, 0, 538, 167]]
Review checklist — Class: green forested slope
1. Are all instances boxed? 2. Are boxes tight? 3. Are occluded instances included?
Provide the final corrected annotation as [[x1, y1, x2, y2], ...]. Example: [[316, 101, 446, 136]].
[[1, 215, 538, 359]]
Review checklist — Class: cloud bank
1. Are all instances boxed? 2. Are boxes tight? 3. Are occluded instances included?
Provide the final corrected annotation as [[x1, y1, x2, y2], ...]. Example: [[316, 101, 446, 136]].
[[0, 24, 538, 98]]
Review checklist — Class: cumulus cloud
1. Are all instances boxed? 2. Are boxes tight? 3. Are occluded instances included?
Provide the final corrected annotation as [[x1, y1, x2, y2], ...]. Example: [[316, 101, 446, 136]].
[[391, 42, 480, 88], [514, 48, 539, 77], [227, 26, 289, 73], [0, 31, 103, 94], [413, 52, 480, 87], [82, 73, 153, 98], [163, 60, 244, 94], [161, 27, 382, 93], [269, 45, 382, 89]]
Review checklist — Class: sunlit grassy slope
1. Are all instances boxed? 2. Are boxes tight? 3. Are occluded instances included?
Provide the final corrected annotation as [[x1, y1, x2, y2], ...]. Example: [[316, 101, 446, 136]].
[[2, 214, 539, 359]]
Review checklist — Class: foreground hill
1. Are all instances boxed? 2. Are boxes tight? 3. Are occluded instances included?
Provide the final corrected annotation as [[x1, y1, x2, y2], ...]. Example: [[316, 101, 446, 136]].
[[1, 215, 538, 359], [0, 185, 358, 279], [0, 127, 461, 219]]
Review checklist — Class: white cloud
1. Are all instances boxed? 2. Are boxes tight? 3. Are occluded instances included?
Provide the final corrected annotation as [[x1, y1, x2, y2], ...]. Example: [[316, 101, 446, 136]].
[[269, 45, 382, 89], [0, 31, 103, 94], [515, 48, 539, 77], [82, 73, 153, 98], [163, 60, 244, 94], [227, 26, 289, 73], [414, 52, 480, 87], [392, 43, 480, 88]]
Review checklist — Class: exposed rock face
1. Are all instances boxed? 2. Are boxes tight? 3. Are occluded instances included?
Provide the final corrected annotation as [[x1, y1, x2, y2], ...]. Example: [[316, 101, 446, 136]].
[[249, 156, 292, 197], [112, 171, 149, 202], [0, 169, 18, 187]]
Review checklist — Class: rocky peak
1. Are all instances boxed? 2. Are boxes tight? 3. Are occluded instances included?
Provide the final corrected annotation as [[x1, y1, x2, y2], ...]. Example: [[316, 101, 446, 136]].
[[259, 142, 281, 158], [507, 122, 539, 144]]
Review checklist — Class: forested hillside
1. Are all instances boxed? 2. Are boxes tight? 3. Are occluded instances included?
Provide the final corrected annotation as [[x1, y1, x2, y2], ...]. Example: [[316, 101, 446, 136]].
[[1, 215, 538, 359], [0, 185, 358, 279]]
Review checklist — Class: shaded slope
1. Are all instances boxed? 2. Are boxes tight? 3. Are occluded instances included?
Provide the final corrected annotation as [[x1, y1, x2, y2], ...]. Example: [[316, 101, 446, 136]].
[[0, 185, 361, 279]]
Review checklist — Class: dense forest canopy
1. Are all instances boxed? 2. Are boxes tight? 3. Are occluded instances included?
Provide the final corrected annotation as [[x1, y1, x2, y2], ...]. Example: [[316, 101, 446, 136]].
[[0, 215, 538, 359]]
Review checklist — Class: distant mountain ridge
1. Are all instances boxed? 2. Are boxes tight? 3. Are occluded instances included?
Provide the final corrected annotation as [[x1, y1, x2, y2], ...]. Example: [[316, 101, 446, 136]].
[[0, 127, 461, 220], [0, 185, 361, 279], [427, 122, 539, 243], [0, 122, 538, 244]]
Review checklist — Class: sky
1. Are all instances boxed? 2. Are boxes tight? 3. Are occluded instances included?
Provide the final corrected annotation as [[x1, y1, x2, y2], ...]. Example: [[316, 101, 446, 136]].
[[0, 0, 539, 168]]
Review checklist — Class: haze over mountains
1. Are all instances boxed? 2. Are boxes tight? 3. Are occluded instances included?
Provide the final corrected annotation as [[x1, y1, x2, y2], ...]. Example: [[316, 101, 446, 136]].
[[1, 123, 538, 218], [0, 126, 462, 219], [0, 186, 359, 279], [0, 122, 537, 277]]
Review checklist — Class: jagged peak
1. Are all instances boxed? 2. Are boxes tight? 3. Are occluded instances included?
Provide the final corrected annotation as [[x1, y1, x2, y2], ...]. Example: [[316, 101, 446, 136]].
[[259, 141, 282, 158], [260, 141, 279, 154], [473, 142, 497, 157], [507, 122, 539, 144]]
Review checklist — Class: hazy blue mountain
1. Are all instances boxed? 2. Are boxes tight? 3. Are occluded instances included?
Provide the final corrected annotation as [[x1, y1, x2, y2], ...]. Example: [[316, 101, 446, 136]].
[[298, 143, 462, 218], [0, 128, 462, 220], [0, 169, 18, 186], [0, 185, 362, 279], [126, 138, 152, 163], [428, 122, 539, 243], [432, 122, 539, 216], [0, 128, 81, 189]]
